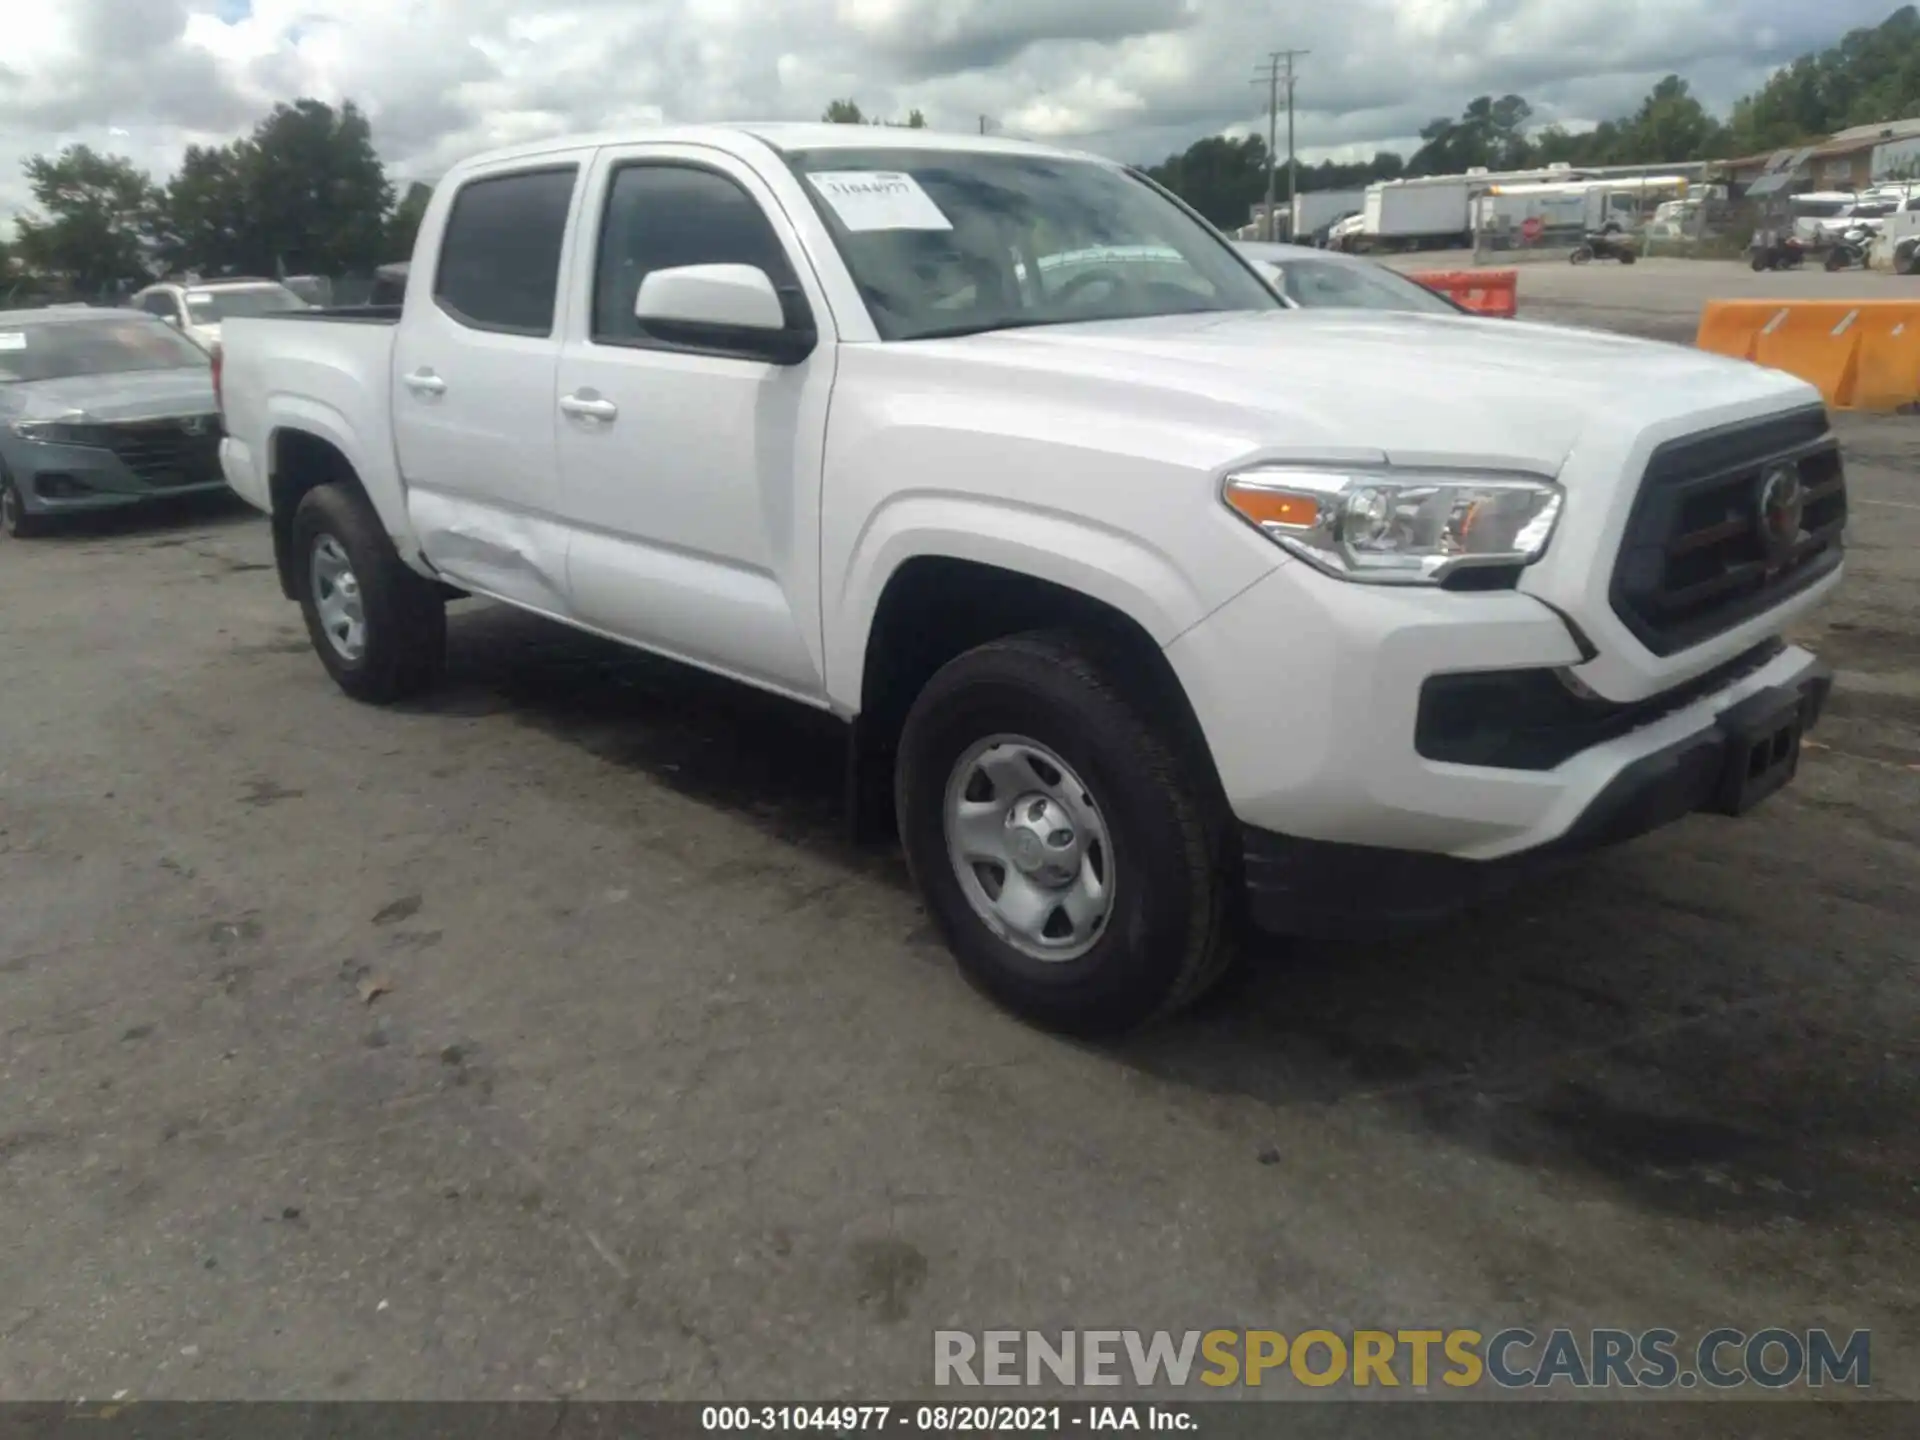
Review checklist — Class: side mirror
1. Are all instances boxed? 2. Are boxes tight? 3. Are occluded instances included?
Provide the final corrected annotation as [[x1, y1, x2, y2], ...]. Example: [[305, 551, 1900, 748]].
[[633, 264, 815, 364], [161, 313, 181, 328]]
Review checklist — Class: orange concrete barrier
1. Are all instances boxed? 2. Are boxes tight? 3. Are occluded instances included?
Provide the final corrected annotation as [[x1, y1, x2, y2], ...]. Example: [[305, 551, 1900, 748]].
[[1696, 299, 1920, 411], [1407, 268, 1519, 318]]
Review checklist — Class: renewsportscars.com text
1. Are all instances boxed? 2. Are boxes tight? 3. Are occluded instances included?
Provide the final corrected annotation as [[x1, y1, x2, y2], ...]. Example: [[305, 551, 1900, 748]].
[[933, 1328, 1871, 1391]]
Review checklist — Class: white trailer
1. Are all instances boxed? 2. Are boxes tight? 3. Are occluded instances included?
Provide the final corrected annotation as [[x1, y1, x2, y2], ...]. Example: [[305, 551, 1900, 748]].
[[1289, 188, 1366, 239], [1476, 177, 1692, 239], [1356, 167, 1584, 251]]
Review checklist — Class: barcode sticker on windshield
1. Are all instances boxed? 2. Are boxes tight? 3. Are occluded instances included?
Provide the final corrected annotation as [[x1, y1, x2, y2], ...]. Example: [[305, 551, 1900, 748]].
[[807, 171, 952, 232], [0, 332, 25, 351]]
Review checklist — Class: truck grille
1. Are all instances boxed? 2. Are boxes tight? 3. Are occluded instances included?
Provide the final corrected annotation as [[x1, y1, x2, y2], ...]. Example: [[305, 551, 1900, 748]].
[[104, 415, 224, 488], [1610, 407, 1847, 657]]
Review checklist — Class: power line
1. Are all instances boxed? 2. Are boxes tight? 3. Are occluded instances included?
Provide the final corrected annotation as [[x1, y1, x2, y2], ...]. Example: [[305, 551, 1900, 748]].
[[1251, 49, 1308, 241]]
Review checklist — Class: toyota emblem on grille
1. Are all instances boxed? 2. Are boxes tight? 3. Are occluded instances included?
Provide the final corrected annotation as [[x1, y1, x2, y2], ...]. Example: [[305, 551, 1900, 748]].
[[1755, 462, 1805, 561], [179, 416, 209, 436]]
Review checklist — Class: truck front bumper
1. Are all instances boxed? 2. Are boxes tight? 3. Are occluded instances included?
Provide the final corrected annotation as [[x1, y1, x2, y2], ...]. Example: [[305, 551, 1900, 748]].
[[1239, 659, 1830, 937], [1163, 561, 1833, 936]]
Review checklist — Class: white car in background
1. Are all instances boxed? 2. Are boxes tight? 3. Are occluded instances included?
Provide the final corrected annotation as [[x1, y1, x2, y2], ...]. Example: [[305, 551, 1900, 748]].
[[129, 278, 310, 353]]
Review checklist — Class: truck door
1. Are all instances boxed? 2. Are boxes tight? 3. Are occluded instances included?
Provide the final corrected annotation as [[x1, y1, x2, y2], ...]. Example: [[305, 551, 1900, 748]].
[[551, 144, 836, 702], [392, 161, 582, 614]]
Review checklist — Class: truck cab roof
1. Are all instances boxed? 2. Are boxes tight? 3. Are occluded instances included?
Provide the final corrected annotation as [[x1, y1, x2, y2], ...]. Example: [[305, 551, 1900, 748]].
[[437, 123, 1107, 179]]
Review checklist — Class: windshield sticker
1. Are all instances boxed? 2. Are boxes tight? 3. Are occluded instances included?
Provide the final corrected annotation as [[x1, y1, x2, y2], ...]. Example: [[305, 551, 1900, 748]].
[[0, 332, 25, 351], [807, 171, 952, 232]]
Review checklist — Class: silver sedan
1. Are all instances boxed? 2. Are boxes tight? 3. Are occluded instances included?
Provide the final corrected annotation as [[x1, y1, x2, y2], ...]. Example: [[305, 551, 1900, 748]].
[[0, 308, 223, 538], [1234, 240, 1468, 315]]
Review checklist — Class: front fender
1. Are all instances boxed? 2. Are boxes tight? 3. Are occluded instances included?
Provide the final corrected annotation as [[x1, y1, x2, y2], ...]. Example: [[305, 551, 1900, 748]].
[[825, 490, 1282, 711]]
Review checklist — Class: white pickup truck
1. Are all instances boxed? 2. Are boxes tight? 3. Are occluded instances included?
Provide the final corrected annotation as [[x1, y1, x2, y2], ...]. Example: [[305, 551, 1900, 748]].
[[217, 124, 1846, 1034]]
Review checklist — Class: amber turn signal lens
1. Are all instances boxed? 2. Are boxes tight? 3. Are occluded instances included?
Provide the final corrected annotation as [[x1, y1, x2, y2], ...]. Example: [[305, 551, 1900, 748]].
[[1224, 482, 1321, 530]]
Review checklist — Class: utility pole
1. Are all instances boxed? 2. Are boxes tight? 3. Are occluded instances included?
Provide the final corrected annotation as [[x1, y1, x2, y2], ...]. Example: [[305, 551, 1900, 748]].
[[1252, 50, 1309, 241]]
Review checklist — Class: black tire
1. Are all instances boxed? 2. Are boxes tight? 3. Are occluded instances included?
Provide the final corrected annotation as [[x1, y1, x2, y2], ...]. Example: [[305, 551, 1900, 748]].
[[1618, 250, 1637, 265], [894, 630, 1236, 1036], [290, 482, 445, 703], [1751, 253, 1769, 272], [0, 474, 47, 539], [1826, 248, 1847, 272], [1570, 246, 1593, 265]]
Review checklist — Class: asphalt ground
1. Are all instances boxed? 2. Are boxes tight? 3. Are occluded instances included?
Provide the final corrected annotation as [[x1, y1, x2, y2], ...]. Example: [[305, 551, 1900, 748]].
[[1, 273, 1916, 1424]]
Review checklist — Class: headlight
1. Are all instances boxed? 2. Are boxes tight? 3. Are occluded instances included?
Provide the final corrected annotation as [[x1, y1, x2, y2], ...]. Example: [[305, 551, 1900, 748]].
[[1222, 466, 1564, 586], [9, 419, 114, 448]]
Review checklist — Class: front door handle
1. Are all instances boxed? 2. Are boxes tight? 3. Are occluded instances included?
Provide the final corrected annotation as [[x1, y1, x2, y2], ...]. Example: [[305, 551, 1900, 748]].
[[403, 369, 446, 396], [560, 392, 619, 422]]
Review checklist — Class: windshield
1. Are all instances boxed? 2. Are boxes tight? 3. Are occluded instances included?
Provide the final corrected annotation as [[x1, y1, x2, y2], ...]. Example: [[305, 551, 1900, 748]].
[[0, 314, 211, 384], [1793, 200, 1850, 219], [184, 285, 307, 324], [1264, 256, 1461, 315], [782, 147, 1280, 340]]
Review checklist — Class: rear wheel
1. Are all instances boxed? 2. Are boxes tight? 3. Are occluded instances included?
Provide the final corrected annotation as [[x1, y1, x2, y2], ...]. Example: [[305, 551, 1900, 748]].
[[291, 483, 445, 702], [894, 630, 1236, 1036]]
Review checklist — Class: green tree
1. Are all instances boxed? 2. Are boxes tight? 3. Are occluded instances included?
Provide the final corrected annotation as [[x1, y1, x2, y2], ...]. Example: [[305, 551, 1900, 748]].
[[236, 99, 392, 276], [1727, 6, 1920, 152], [821, 98, 927, 128], [1408, 94, 1534, 175], [386, 181, 432, 260], [1143, 134, 1270, 228], [162, 141, 251, 275], [12, 145, 162, 291], [1620, 76, 1726, 161]]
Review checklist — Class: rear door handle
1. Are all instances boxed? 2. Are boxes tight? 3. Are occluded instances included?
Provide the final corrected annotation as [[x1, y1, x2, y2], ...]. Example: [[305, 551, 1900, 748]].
[[560, 392, 619, 422], [403, 370, 446, 396]]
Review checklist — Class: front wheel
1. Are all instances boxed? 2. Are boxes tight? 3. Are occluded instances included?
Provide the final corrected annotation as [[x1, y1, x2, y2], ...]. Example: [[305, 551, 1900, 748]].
[[1826, 248, 1848, 272], [1570, 245, 1594, 265], [0, 475, 46, 539], [291, 482, 446, 703], [894, 631, 1236, 1036]]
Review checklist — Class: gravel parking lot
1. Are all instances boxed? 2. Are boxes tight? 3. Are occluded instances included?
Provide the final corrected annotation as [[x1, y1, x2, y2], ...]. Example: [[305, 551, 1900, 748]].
[[2, 277, 1917, 1416]]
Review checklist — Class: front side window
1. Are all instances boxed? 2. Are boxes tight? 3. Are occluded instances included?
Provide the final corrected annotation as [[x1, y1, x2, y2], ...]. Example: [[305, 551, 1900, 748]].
[[434, 165, 578, 335], [0, 316, 210, 383], [139, 292, 177, 319], [782, 146, 1279, 340], [592, 164, 801, 344]]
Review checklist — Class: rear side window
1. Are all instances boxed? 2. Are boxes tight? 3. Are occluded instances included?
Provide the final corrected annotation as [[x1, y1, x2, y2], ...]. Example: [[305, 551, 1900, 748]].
[[592, 164, 801, 345], [434, 166, 577, 335]]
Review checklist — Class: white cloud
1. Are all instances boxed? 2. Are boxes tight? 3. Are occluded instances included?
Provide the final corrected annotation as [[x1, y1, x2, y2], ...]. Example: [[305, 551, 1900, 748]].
[[0, 0, 1899, 228]]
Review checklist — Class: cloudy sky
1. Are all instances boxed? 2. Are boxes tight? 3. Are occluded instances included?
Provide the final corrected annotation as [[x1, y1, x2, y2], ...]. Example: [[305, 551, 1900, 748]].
[[0, 0, 1904, 218]]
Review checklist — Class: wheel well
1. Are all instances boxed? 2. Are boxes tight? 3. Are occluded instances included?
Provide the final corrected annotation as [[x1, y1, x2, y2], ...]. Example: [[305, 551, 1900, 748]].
[[853, 557, 1228, 832], [268, 430, 362, 599]]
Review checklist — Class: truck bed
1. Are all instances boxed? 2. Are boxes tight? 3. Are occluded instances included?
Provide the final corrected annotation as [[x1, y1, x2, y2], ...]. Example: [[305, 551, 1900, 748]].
[[216, 309, 403, 524]]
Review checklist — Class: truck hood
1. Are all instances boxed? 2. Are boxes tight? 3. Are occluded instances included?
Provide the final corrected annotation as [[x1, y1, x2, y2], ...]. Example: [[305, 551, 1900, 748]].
[[4, 367, 217, 423], [918, 308, 1815, 474]]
